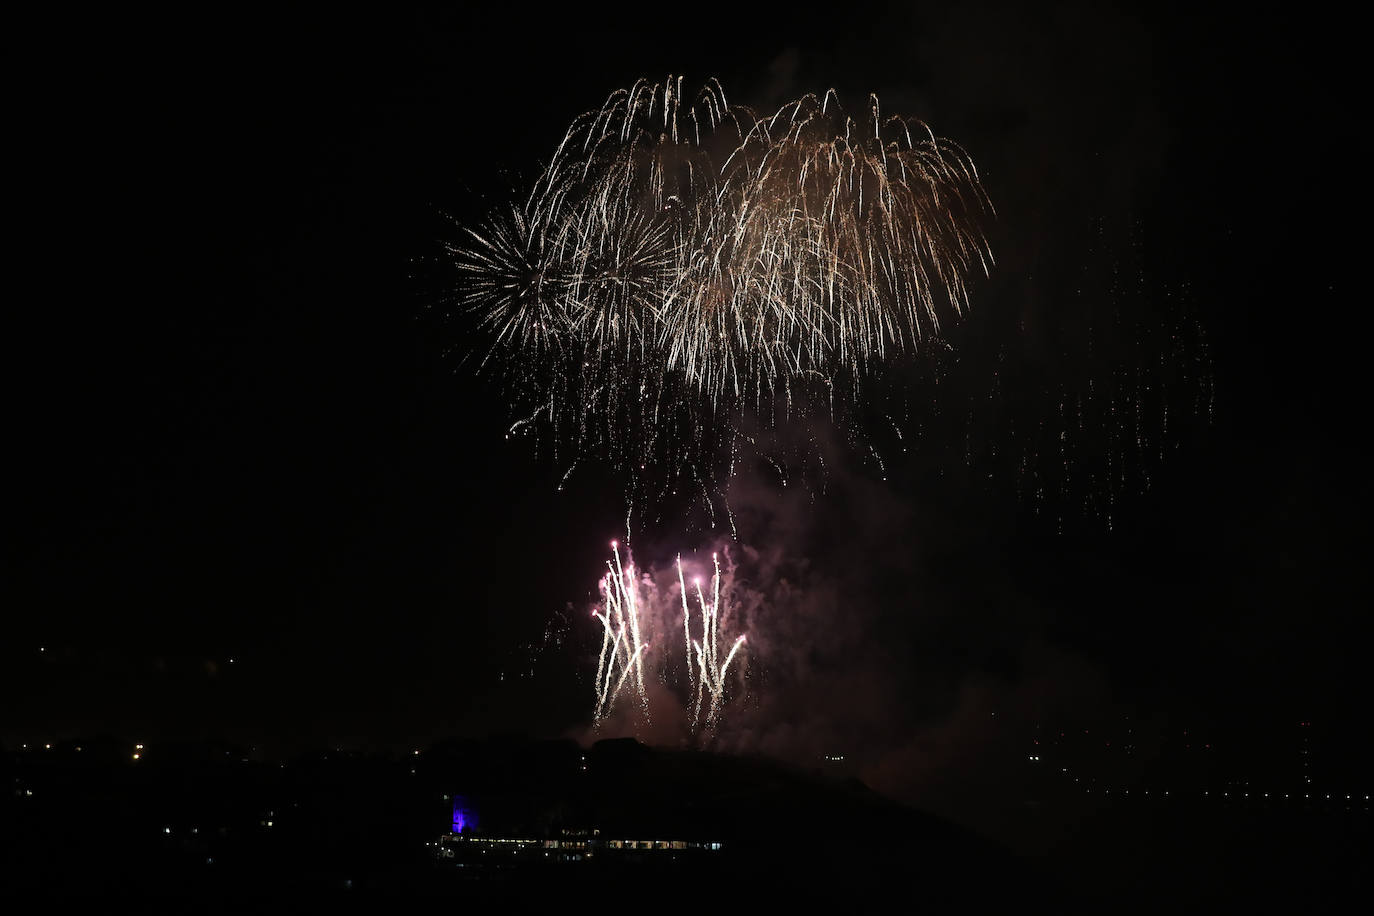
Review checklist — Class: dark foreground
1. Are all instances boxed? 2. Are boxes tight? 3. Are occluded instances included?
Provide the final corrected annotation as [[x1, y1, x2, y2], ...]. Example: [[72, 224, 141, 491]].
[[2, 736, 1366, 909]]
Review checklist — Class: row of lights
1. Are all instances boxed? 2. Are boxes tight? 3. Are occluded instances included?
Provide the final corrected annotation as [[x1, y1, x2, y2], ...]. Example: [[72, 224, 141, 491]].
[[1048, 760, 1368, 805]]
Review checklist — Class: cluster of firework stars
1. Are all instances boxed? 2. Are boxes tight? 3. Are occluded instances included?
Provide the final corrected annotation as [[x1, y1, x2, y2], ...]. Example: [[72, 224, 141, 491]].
[[453, 76, 993, 533], [455, 76, 993, 729]]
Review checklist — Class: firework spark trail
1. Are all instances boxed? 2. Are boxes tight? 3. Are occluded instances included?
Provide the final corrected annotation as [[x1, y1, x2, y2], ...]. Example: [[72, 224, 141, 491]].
[[451, 77, 993, 519], [677, 557, 695, 702], [593, 540, 651, 723], [682, 551, 746, 731], [707, 634, 748, 728], [609, 541, 647, 699], [593, 618, 622, 720], [591, 543, 747, 731]]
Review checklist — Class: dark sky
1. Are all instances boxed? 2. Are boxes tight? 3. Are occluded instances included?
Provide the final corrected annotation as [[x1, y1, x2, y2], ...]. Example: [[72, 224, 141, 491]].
[[9, 3, 1370, 780]]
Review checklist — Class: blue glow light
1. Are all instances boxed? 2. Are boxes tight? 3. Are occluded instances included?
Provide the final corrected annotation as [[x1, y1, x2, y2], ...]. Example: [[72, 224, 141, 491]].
[[451, 796, 478, 834]]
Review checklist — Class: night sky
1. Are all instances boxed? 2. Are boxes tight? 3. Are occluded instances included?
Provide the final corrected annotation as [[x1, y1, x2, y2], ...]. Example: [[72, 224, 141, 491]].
[[10, 2, 1370, 800]]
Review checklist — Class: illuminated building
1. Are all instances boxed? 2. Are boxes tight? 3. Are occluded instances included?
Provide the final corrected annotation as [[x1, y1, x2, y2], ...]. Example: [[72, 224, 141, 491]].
[[435, 827, 723, 866]]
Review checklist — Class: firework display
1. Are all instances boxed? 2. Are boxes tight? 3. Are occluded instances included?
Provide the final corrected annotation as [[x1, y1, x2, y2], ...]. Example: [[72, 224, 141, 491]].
[[452, 77, 993, 522], [454, 77, 993, 731], [592, 543, 748, 731]]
